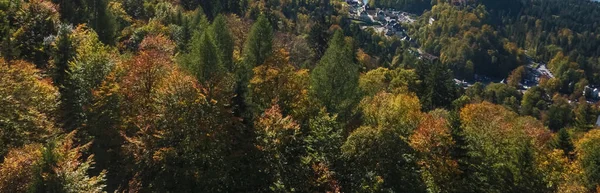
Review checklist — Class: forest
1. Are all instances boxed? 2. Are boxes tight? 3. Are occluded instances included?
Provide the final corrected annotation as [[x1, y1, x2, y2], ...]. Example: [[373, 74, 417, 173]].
[[2, 0, 600, 192]]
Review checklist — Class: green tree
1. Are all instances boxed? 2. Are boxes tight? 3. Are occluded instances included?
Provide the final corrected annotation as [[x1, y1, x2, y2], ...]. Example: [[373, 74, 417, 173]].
[[52, 25, 84, 132], [122, 0, 145, 19], [465, 82, 485, 102], [421, 61, 459, 111], [184, 30, 226, 97], [303, 109, 343, 192], [12, 0, 59, 67], [243, 14, 273, 67], [546, 95, 573, 131], [210, 14, 234, 72], [554, 128, 574, 157], [234, 14, 274, 125], [57, 26, 115, 133], [310, 30, 360, 119], [339, 91, 426, 192], [176, 9, 207, 52], [507, 66, 526, 88], [576, 129, 600, 191], [87, 0, 117, 45], [574, 99, 595, 130], [521, 86, 547, 118], [0, 0, 19, 61], [52, 0, 88, 24], [460, 102, 550, 192], [483, 83, 521, 111], [341, 125, 426, 192], [52, 25, 75, 92]]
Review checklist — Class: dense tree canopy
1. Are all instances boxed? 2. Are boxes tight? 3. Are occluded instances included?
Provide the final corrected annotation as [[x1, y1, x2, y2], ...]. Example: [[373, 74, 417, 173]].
[[2, 0, 600, 192]]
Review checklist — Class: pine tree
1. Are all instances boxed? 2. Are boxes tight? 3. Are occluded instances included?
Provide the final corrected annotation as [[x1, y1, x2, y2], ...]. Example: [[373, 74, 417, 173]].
[[243, 15, 273, 68], [514, 141, 548, 192], [52, 25, 75, 90], [448, 110, 470, 192], [422, 61, 458, 111], [87, 0, 117, 45], [310, 30, 360, 119], [179, 15, 192, 52], [555, 128, 574, 157], [178, 9, 209, 52], [210, 14, 234, 72], [308, 23, 329, 59], [186, 30, 225, 97], [52, 25, 84, 133], [52, 0, 88, 24], [233, 14, 273, 125]]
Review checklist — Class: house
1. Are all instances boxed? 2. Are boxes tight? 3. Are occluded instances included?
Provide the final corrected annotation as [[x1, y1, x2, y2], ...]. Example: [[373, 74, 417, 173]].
[[366, 10, 377, 17], [386, 30, 395, 36], [377, 11, 386, 21], [346, 0, 360, 6], [593, 88, 600, 99], [393, 23, 403, 31], [360, 11, 374, 23], [584, 86, 600, 100]]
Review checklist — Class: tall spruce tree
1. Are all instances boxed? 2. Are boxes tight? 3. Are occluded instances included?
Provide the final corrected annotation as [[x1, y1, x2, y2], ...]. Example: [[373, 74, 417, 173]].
[[242, 15, 273, 68], [555, 128, 574, 157], [52, 25, 75, 89], [186, 30, 225, 96], [87, 0, 117, 45], [421, 61, 459, 111], [52, 0, 88, 24], [310, 30, 360, 119], [53, 26, 85, 132], [210, 14, 234, 72], [234, 14, 274, 124]]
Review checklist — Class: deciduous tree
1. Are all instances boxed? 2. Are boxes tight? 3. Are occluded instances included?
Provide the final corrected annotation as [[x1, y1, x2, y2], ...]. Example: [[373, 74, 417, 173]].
[[255, 105, 310, 192], [249, 48, 310, 118], [0, 59, 58, 158], [576, 129, 600, 191]]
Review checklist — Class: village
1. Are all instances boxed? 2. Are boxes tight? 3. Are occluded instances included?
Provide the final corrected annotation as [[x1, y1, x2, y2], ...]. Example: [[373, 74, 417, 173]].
[[344, 0, 600, 104], [346, 0, 414, 39]]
